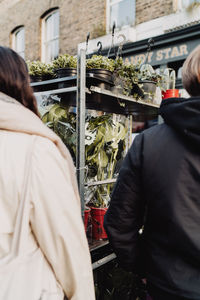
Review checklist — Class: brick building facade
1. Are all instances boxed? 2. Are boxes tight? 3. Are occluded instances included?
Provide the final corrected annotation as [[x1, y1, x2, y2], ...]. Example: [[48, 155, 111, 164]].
[[0, 0, 176, 61], [135, 0, 173, 25], [0, 0, 105, 60]]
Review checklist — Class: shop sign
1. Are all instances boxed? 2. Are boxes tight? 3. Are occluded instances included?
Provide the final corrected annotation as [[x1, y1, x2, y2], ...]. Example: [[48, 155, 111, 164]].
[[124, 39, 200, 65]]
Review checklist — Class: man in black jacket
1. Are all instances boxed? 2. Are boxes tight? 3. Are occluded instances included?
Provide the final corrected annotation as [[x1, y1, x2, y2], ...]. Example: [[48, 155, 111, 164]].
[[104, 45, 200, 300]]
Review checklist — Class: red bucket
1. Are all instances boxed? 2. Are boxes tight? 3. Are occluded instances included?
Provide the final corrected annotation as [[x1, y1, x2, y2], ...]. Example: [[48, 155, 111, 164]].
[[91, 207, 108, 240], [84, 207, 91, 232], [162, 89, 179, 99]]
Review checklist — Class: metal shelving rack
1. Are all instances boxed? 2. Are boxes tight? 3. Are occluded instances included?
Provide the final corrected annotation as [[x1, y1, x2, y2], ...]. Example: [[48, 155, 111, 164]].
[[32, 49, 159, 269]]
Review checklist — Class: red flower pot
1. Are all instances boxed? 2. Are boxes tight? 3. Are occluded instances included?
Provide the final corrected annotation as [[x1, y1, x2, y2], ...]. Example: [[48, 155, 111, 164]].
[[91, 207, 108, 240], [84, 207, 91, 232], [162, 89, 179, 99]]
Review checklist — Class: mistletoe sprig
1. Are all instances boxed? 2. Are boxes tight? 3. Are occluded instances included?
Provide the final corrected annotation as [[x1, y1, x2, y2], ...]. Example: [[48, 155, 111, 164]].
[[86, 55, 115, 72], [52, 54, 77, 69]]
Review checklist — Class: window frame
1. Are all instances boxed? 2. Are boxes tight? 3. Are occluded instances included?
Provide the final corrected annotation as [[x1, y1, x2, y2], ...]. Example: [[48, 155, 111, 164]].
[[11, 26, 25, 58], [106, 0, 135, 33], [41, 8, 59, 63], [177, 0, 198, 10]]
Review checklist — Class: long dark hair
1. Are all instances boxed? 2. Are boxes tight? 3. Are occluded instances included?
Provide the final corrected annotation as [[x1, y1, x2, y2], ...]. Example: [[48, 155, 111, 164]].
[[0, 46, 39, 116]]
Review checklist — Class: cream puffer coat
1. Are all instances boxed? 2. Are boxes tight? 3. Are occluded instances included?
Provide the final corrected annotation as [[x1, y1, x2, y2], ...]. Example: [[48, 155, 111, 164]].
[[0, 92, 95, 300]]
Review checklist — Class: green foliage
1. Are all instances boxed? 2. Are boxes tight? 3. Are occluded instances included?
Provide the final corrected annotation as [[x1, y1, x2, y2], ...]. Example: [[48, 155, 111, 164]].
[[27, 60, 42, 76], [42, 63, 55, 77], [52, 54, 77, 69], [42, 104, 128, 208], [86, 55, 115, 72], [27, 54, 77, 77], [114, 60, 162, 100], [27, 60, 54, 77], [113, 57, 124, 70], [85, 114, 127, 207], [138, 64, 161, 84], [115, 61, 140, 96], [42, 104, 76, 160]]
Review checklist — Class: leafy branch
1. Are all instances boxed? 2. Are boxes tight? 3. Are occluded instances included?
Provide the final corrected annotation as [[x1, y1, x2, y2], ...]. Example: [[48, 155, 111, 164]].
[[41, 104, 128, 208]]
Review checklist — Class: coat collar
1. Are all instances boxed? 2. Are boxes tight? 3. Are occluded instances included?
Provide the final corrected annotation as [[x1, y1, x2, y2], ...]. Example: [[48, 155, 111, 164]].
[[0, 91, 79, 202], [160, 97, 200, 146]]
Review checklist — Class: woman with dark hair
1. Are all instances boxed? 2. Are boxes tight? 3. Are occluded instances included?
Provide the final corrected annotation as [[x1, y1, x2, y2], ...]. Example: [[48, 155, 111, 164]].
[[0, 46, 95, 300], [104, 45, 200, 300], [0, 46, 39, 115]]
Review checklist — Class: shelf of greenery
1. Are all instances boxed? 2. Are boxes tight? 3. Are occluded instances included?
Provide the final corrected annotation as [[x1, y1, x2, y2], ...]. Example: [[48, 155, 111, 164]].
[[87, 85, 159, 117], [34, 71, 152, 300], [31, 50, 167, 299], [89, 86, 159, 108], [32, 51, 180, 300], [30, 72, 112, 92], [33, 84, 159, 120], [30, 75, 76, 86], [30, 75, 76, 91]]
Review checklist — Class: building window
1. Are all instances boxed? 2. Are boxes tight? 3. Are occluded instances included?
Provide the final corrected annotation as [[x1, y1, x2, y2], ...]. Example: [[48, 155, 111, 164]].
[[12, 26, 25, 58], [107, 0, 135, 32], [41, 9, 59, 62]]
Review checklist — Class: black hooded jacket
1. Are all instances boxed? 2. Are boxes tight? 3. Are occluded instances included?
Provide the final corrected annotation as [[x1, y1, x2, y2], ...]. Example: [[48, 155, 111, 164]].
[[104, 97, 200, 299]]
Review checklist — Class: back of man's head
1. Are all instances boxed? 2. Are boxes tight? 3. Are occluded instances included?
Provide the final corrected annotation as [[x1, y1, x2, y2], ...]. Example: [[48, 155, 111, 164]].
[[182, 45, 200, 97]]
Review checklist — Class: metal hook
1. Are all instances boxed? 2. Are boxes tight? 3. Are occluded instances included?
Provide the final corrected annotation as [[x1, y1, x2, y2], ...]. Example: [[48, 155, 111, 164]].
[[147, 38, 154, 52], [116, 34, 126, 57], [86, 32, 90, 47], [86, 32, 90, 58], [142, 38, 155, 65], [97, 41, 102, 55], [112, 22, 116, 37], [107, 22, 116, 58]]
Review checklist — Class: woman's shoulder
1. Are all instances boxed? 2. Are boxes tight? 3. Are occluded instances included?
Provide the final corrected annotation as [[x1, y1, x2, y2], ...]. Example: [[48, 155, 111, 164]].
[[0, 130, 63, 166], [2, 130, 60, 155], [32, 135, 65, 167], [34, 135, 59, 152]]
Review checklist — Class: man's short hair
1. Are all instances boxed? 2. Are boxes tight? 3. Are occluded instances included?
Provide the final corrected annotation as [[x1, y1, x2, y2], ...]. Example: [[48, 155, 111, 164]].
[[182, 45, 200, 96]]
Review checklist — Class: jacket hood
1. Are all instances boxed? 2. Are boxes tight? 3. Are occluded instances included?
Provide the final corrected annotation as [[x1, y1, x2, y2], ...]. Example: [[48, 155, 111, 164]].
[[160, 97, 200, 145]]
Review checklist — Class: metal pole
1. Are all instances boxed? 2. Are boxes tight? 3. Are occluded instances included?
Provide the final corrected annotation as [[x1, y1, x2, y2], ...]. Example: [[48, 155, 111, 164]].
[[128, 115, 133, 148], [76, 49, 86, 217]]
